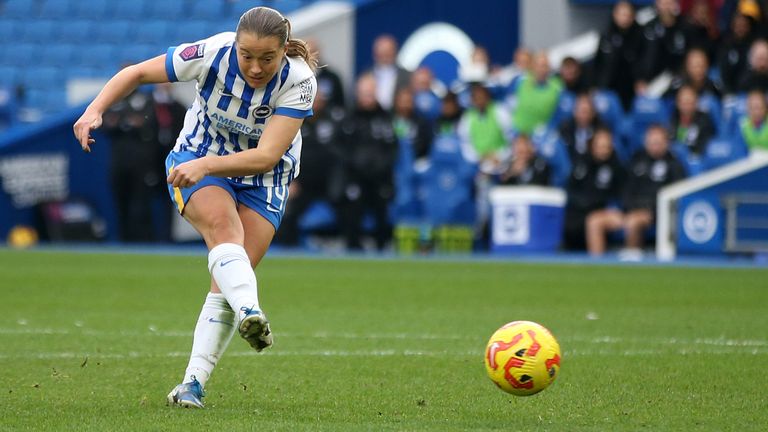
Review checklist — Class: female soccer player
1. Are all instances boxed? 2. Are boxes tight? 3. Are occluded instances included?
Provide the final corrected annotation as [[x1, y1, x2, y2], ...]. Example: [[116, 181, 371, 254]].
[[73, 7, 317, 408]]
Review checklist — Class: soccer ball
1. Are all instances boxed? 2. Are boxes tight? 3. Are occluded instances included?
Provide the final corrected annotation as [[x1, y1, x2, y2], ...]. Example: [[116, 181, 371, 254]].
[[484, 320, 561, 396]]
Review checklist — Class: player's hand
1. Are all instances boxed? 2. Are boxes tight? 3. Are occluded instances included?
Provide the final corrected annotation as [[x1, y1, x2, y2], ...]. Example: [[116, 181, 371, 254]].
[[167, 159, 209, 188], [73, 109, 103, 153]]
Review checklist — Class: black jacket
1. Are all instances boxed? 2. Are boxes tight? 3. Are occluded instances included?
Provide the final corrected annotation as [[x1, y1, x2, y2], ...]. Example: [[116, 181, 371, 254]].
[[566, 154, 626, 214], [718, 33, 755, 94], [640, 15, 692, 82], [339, 105, 398, 186], [558, 117, 608, 162], [669, 110, 716, 156], [592, 20, 645, 110], [623, 150, 686, 211], [299, 106, 346, 189]]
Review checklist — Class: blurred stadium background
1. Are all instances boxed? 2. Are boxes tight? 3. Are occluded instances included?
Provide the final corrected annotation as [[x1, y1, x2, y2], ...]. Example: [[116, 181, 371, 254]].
[[0, 0, 767, 263]]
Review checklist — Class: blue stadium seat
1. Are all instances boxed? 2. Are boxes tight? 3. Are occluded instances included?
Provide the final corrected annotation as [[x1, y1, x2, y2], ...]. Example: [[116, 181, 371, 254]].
[[146, 0, 185, 19], [531, 126, 572, 187], [626, 95, 669, 154], [670, 143, 704, 176], [720, 94, 748, 138], [39, 43, 77, 66], [20, 19, 58, 43], [71, 0, 108, 19], [189, 1, 227, 19], [118, 44, 165, 65], [21, 66, 60, 90], [25, 88, 48, 110], [59, 19, 92, 43], [39, 0, 71, 19], [549, 90, 575, 129], [79, 43, 115, 67], [423, 133, 476, 226], [170, 20, 211, 44], [93, 20, 135, 44], [0, 65, 19, 87], [392, 136, 425, 224], [66, 66, 102, 79], [112, 1, 148, 20], [135, 20, 171, 44], [14, 43, 39, 66], [43, 88, 68, 112], [0, 18, 19, 41], [698, 93, 722, 134], [1, 0, 37, 19], [704, 137, 749, 170], [592, 89, 625, 132]]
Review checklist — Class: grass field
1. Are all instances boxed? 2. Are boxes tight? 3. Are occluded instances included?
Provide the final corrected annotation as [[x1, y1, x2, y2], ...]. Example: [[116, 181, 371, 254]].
[[0, 249, 766, 431]]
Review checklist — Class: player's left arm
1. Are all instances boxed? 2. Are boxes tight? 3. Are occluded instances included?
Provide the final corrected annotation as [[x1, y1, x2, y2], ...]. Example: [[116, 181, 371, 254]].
[[167, 115, 303, 188]]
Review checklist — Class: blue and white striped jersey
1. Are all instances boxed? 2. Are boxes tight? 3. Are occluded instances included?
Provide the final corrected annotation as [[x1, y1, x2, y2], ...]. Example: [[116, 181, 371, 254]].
[[165, 32, 316, 186]]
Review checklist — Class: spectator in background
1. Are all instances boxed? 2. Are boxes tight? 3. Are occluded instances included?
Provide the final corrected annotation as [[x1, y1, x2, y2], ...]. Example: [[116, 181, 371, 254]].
[[152, 82, 188, 242], [102, 87, 158, 242], [366, 34, 410, 111], [558, 93, 607, 162], [277, 91, 345, 247], [586, 125, 686, 258], [737, 38, 768, 91], [669, 85, 716, 156], [338, 74, 398, 250], [499, 134, 551, 186], [393, 87, 433, 161], [458, 82, 513, 171], [564, 128, 626, 250], [683, 0, 721, 59], [718, 12, 757, 94], [307, 38, 346, 109], [410, 66, 442, 122], [639, 0, 692, 90], [593, 0, 645, 110], [499, 47, 533, 91], [665, 47, 722, 98], [737, 90, 768, 151], [558, 56, 588, 94], [511, 51, 563, 135], [434, 91, 463, 136]]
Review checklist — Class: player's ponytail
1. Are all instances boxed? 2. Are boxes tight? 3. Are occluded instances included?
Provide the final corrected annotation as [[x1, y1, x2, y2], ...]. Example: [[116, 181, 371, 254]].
[[237, 7, 318, 73]]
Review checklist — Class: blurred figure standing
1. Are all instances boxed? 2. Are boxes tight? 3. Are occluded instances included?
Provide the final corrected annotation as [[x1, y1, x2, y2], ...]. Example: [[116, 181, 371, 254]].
[[277, 92, 345, 247], [366, 34, 411, 111], [152, 82, 188, 242], [393, 87, 433, 162], [593, 0, 645, 110], [718, 12, 757, 94], [410, 66, 442, 122], [558, 94, 607, 162], [307, 39, 346, 109], [639, 0, 692, 91], [737, 38, 768, 92], [338, 74, 398, 250], [563, 128, 626, 250], [102, 87, 158, 242]]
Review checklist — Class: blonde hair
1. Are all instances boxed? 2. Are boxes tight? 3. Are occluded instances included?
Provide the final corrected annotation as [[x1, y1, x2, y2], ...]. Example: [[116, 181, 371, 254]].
[[236, 7, 318, 72]]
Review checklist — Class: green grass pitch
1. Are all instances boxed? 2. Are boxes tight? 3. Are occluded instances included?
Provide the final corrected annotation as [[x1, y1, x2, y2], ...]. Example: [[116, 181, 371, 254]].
[[0, 249, 766, 431]]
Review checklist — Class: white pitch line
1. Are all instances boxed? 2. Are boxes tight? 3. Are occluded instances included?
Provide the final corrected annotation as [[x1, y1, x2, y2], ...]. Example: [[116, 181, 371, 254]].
[[0, 346, 766, 361], [1, 327, 767, 348]]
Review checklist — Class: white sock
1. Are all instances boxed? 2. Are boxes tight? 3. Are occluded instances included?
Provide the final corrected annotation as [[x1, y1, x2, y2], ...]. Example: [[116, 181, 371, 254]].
[[207, 243, 261, 318], [183, 292, 236, 387]]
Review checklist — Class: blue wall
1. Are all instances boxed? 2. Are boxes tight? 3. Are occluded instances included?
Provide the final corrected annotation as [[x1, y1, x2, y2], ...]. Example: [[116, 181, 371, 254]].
[[0, 106, 117, 241], [354, 0, 519, 75]]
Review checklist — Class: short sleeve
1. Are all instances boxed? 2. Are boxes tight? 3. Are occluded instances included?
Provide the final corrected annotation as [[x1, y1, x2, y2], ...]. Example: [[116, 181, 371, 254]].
[[273, 76, 317, 119], [165, 33, 234, 83]]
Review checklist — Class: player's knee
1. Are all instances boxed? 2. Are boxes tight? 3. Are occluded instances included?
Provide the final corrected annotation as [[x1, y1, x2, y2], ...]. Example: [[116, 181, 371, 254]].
[[207, 215, 243, 244]]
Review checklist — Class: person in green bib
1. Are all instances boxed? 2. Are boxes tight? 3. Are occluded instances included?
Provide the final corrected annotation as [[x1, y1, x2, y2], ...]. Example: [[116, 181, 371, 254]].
[[457, 82, 514, 172], [510, 52, 564, 135], [457, 81, 514, 246], [738, 90, 768, 152]]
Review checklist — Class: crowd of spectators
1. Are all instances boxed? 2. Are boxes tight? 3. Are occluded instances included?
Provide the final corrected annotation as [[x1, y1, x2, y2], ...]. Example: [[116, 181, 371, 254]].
[[278, 0, 768, 255]]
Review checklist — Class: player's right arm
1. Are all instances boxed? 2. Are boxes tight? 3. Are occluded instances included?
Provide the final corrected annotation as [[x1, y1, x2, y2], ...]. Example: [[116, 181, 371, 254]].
[[73, 55, 170, 152]]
